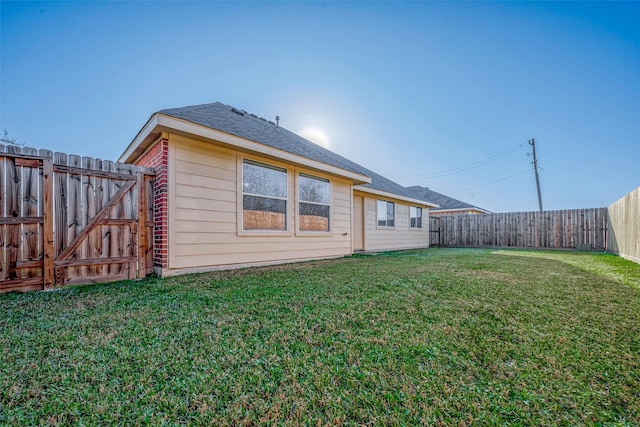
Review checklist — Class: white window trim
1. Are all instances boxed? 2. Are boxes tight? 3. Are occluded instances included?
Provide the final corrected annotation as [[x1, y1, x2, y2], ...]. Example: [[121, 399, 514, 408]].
[[238, 157, 291, 236], [377, 199, 396, 229], [410, 206, 423, 230], [296, 172, 332, 235]]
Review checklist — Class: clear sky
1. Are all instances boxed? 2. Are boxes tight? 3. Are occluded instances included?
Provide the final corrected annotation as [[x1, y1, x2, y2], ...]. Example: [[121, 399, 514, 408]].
[[2, 1, 638, 212]]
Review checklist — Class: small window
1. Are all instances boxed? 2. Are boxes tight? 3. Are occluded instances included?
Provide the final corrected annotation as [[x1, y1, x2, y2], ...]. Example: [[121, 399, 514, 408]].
[[242, 160, 287, 230], [299, 174, 330, 232], [410, 206, 423, 228], [377, 200, 395, 227]]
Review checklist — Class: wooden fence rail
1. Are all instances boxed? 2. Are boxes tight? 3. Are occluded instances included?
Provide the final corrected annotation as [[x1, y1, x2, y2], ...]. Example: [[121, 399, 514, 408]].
[[0, 144, 154, 293], [430, 208, 608, 251]]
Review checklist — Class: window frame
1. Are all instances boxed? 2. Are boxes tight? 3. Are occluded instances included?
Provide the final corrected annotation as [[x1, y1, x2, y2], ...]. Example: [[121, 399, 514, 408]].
[[410, 206, 423, 229], [240, 159, 289, 233], [377, 199, 395, 228], [297, 173, 332, 233]]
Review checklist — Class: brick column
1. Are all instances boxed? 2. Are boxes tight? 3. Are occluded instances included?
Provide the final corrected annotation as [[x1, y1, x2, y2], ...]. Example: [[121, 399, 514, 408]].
[[135, 138, 168, 274]]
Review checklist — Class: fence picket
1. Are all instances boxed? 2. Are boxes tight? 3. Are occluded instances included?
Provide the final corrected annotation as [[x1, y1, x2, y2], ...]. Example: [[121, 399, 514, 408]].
[[0, 149, 5, 282], [107, 160, 122, 278], [21, 147, 40, 279], [84, 156, 98, 278], [6, 152, 20, 281], [43, 155, 54, 290]]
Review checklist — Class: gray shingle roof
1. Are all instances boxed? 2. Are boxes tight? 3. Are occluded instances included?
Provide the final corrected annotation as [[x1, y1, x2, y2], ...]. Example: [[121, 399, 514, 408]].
[[159, 102, 425, 202], [405, 186, 490, 212]]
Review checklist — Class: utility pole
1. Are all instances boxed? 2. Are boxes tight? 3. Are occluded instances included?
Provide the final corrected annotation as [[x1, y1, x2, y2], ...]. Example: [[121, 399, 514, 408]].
[[529, 138, 543, 212]]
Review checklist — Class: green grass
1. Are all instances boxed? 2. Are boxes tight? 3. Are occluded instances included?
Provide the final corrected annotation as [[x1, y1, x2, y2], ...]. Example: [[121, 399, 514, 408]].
[[1, 249, 639, 426]]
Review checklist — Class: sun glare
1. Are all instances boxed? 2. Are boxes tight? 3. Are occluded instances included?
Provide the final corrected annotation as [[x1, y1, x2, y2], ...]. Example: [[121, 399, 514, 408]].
[[300, 128, 330, 149]]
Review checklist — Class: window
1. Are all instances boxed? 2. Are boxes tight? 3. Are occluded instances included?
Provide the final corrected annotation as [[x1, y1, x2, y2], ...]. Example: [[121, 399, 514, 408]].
[[410, 206, 423, 228], [299, 174, 330, 232], [242, 160, 287, 230], [377, 200, 395, 227]]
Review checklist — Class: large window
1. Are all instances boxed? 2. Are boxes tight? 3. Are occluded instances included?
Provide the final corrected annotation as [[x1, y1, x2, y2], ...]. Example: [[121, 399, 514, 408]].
[[377, 200, 395, 227], [242, 160, 287, 230], [410, 206, 423, 228], [299, 174, 330, 232]]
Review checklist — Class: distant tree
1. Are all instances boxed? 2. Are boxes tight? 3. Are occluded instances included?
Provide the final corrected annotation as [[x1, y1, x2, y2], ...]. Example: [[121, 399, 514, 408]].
[[0, 129, 25, 146]]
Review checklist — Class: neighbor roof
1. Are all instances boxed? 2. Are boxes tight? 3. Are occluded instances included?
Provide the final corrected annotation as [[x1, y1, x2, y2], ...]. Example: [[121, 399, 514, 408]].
[[406, 186, 490, 213], [122, 102, 436, 206]]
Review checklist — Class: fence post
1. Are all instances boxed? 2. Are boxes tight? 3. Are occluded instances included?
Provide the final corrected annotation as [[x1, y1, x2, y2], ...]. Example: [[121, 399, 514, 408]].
[[137, 171, 147, 278], [43, 157, 55, 290]]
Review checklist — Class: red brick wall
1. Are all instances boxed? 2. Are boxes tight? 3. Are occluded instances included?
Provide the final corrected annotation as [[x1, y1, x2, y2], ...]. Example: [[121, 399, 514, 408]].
[[135, 138, 168, 272]]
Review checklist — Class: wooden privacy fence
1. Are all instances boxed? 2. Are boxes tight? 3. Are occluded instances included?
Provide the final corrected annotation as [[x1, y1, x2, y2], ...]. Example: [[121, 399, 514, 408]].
[[430, 208, 608, 251], [0, 145, 154, 293], [607, 187, 640, 264]]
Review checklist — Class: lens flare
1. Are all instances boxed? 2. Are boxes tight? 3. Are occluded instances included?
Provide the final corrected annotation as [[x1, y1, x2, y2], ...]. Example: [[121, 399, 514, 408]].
[[300, 128, 330, 149]]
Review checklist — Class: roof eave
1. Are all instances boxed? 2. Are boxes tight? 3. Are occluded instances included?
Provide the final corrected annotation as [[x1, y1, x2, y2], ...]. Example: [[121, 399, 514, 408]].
[[119, 114, 372, 185], [353, 185, 440, 208], [118, 114, 160, 163], [432, 207, 490, 213]]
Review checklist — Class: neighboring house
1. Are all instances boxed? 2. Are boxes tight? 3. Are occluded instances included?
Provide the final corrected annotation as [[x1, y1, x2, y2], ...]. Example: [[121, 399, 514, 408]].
[[406, 186, 490, 215], [119, 102, 437, 277]]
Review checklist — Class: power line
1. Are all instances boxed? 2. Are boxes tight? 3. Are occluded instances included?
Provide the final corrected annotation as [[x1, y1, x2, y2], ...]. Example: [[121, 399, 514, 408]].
[[392, 143, 526, 179], [447, 168, 533, 194]]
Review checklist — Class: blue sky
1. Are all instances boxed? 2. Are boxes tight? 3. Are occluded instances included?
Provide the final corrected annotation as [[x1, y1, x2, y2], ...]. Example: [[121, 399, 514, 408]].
[[2, 1, 638, 212]]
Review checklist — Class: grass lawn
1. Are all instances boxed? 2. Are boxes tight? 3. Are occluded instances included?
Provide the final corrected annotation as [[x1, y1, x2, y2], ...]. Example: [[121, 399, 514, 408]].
[[1, 248, 639, 426]]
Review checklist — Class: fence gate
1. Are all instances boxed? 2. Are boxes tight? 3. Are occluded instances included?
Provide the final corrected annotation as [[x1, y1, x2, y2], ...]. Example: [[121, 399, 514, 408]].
[[429, 216, 441, 246], [0, 145, 154, 293]]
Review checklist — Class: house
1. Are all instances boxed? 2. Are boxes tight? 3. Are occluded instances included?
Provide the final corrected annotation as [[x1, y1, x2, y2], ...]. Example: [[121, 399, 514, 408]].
[[405, 186, 490, 215], [119, 102, 438, 277]]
